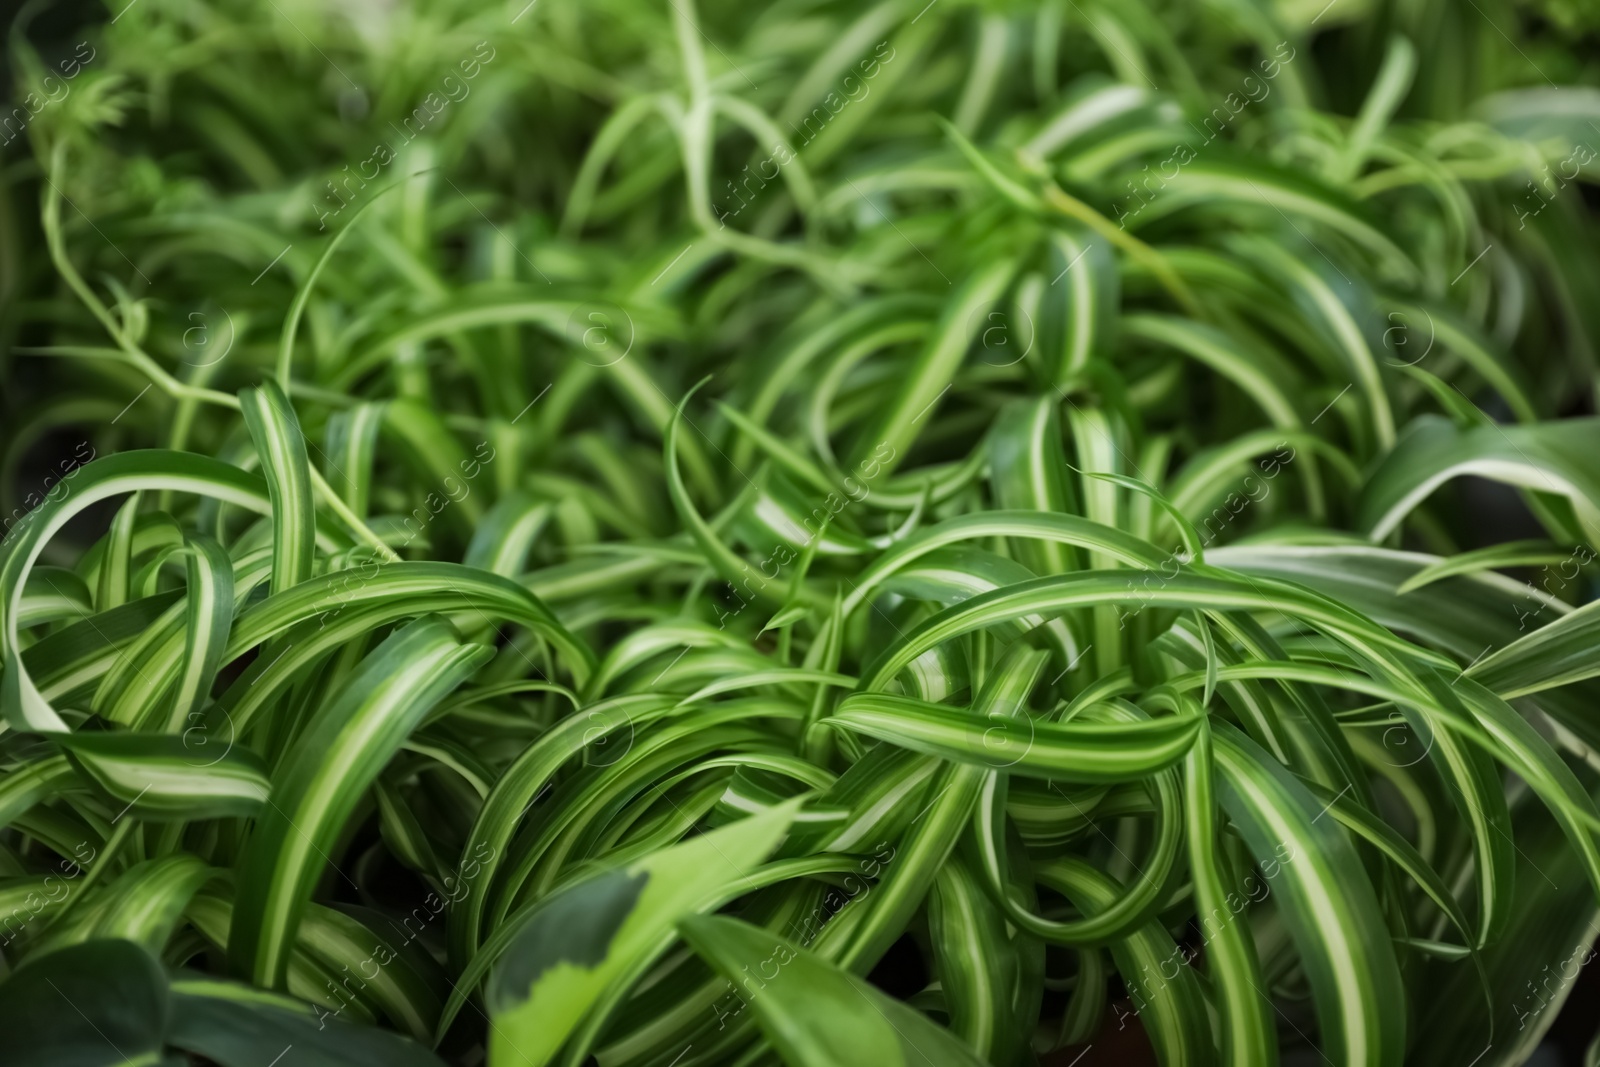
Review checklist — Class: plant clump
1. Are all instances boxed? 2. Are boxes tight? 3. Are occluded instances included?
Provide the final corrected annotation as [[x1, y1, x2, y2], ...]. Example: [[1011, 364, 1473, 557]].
[[2, 1, 1600, 1066]]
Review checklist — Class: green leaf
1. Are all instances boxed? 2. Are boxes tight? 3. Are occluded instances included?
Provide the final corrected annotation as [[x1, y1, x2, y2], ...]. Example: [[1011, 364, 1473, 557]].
[[850, 261, 1014, 476], [987, 398, 1081, 578], [828, 646, 1048, 970], [168, 972, 449, 1067], [1213, 723, 1407, 1066], [1185, 721, 1275, 1065], [57, 732, 271, 821], [0, 939, 169, 1067], [1, 450, 344, 733], [827, 689, 1200, 782], [1470, 596, 1600, 696], [1396, 539, 1571, 594], [485, 802, 799, 1067], [679, 913, 987, 1067], [926, 855, 1032, 1065], [230, 616, 491, 987], [1362, 416, 1600, 545], [166, 533, 237, 731], [90, 856, 215, 951], [1037, 856, 1215, 1066], [240, 380, 316, 595]]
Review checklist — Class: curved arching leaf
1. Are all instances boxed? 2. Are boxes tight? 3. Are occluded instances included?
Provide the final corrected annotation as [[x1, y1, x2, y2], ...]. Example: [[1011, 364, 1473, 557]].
[[230, 617, 492, 987]]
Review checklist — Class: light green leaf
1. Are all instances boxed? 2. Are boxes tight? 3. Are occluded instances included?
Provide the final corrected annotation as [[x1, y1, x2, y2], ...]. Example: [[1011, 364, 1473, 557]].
[[485, 802, 799, 1067]]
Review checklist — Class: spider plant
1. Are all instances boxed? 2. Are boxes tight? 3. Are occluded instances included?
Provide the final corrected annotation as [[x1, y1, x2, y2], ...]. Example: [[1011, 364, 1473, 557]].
[[2, 1, 1600, 1065]]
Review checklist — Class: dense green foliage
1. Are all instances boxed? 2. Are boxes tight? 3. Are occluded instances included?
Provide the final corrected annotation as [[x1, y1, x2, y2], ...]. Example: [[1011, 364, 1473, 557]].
[[3, 0, 1600, 1065]]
